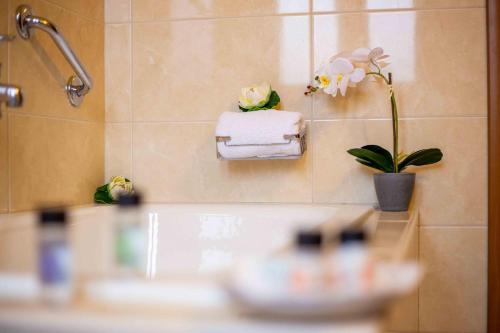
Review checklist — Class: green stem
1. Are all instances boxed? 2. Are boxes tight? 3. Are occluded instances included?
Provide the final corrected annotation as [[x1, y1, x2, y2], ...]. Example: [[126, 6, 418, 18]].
[[366, 71, 399, 173], [390, 90, 399, 173]]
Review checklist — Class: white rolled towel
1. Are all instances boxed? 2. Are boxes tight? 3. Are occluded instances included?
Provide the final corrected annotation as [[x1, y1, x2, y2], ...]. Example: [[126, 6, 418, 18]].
[[215, 110, 305, 159]]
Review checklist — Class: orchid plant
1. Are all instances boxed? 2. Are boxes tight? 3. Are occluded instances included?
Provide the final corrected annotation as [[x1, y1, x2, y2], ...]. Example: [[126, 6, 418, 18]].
[[306, 47, 442, 173]]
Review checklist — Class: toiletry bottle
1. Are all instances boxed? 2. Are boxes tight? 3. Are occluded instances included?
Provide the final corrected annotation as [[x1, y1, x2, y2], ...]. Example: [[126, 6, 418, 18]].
[[330, 229, 373, 294], [37, 208, 73, 305], [115, 193, 144, 276], [289, 230, 323, 294]]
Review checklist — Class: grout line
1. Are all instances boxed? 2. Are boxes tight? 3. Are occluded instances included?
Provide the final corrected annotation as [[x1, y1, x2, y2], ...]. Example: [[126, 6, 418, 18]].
[[7, 112, 11, 213], [312, 115, 488, 121], [6, 112, 103, 124], [7, 0, 11, 213], [123, 5, 485, 24], [105, 114, 487, 125], [107, 120, 217, 124], [420, 224, 488, 229], [136, 201, 376, 206], [105, 20, 132, 24], [130, 4, 134, 181], [104, 23, 131, 28], [131, 12, 310, 24], [312, 6, 485, 16], [309, 0, 315, 204], [41, 0, 105, 24]]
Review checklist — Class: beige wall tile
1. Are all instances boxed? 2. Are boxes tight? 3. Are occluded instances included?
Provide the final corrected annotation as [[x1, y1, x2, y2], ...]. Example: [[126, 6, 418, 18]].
[[313, 117, 487, 226], [132, 122, 312, 203], [0, 223, 36, 273], [313, 0, 485, 12], [407, 118, 487, 227], [105, 24, 131, 122], [105, 0, 130, 23], [9, 0, 104, 122], [0, 0, 8, 213], [0, 114, 8, 213], [105, 122, 131, 181], [44, 0, 104, 22], [9, 114, 104, 211], [419, 227, 486, 332], [313, 119, 386, 205], [0, 0, 7, 82], [313, 9, 487, 119], [132, 0, 309, 21], [132, 16, 311, 121]]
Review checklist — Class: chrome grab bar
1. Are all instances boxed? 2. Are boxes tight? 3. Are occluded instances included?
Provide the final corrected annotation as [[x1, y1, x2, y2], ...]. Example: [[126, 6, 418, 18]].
[[15, 5, 93, 107]]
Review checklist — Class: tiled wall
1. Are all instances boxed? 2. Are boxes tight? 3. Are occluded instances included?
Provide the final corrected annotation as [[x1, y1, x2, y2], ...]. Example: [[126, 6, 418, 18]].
[[0, 0, 9, 211], [105, 0, 487, 332], [0, 0, 104, 212]]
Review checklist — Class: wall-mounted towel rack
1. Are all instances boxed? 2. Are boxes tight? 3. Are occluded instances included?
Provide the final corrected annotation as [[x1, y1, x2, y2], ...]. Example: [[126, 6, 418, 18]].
[[15, 5, 93, 107], [216, 129, 307, 160]]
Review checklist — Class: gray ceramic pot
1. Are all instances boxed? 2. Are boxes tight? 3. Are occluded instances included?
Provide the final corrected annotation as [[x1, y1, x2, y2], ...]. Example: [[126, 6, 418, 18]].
[[373, 173, 415, 212]]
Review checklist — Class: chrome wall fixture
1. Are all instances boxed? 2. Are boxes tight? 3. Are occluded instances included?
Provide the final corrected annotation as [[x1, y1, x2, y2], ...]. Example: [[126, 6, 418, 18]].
[[0, 35, 23, 114], [15, 5, 93, 107], [0, 35, 15, 42]]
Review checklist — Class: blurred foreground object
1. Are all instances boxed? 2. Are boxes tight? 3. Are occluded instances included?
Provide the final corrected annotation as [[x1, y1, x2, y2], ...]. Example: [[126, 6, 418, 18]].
[[37, 208, 73, 305]]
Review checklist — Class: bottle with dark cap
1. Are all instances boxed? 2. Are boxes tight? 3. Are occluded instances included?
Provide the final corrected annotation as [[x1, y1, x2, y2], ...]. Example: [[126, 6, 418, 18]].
[[289, 229, 324, 293], [329, 228, 373, 293], [114, 192, 144, 275], [339, 228, 366, 244], [296, 230, 323, 249], [37, 207, 73, 305]]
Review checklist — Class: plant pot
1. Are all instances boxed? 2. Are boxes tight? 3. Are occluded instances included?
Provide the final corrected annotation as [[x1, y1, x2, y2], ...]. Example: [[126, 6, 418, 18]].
[[373, 173, 415, 212]]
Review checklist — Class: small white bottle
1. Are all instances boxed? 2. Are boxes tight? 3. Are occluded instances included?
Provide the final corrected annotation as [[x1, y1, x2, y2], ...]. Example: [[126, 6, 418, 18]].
[[289, 230, 324, 294], [37, 208, 73, 305], [330, 229, 373, 294], [114, 193, 144, 276]]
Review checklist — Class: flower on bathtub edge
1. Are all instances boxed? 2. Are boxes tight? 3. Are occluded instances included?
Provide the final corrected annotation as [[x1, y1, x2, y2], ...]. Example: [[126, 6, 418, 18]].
[[94, 176, 134, 204], [238, 82, 281, 112]]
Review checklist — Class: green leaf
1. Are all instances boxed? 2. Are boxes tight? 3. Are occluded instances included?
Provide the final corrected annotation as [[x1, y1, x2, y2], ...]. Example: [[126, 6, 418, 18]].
[[361, 145, 394, 169], [347, 148, 394, 173], [263, 90, 280, 109], [398, 148, 443, 171], [239, 91, 281, 112], [94, 183, 114, 204], [355, 158, 388, 172]]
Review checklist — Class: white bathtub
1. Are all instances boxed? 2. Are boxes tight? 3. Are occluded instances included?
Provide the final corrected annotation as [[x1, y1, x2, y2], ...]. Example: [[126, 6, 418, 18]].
[[1, 203, 417, 333], [0, 203, 374, 277]]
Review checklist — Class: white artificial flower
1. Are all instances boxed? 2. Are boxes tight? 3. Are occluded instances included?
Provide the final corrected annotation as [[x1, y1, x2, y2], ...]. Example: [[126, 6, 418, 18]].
[[238, 83, 272, 109], [314, 63, 333, 90], [317, 58, 366, 97], [108, 176, 133, 200], [350, 47, 389, 71]]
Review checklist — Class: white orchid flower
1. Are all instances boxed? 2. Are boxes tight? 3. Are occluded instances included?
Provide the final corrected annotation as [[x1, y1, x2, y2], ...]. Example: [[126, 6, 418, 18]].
[[350, 47, 389, 71], [318, 58, 365, 97], [314, 63, 334, 89], [238, 83, 272, 109]]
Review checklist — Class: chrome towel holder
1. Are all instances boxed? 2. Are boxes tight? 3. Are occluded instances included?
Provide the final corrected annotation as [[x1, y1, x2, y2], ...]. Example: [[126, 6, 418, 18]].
[[15, 5, 93, 107], [215, 129, 307, 160]]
